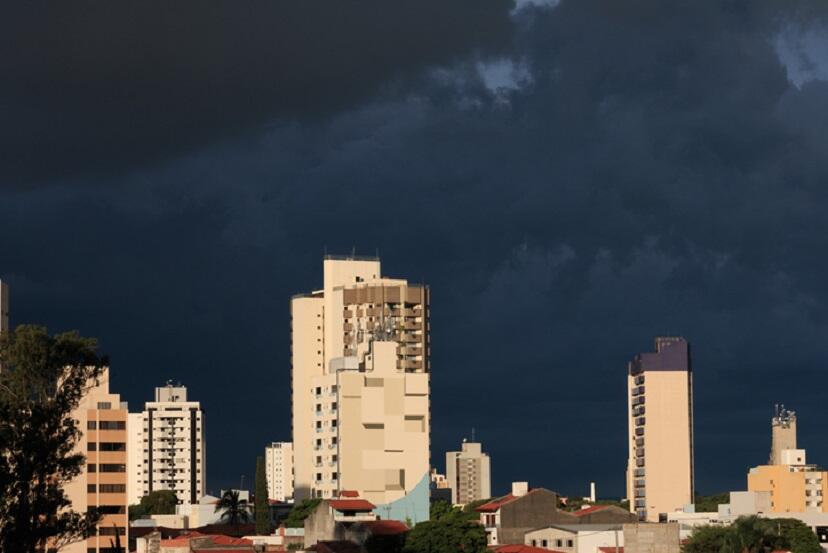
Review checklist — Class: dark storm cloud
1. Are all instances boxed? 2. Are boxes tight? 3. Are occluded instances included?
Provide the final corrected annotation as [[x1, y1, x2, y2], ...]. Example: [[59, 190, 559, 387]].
[[0, 0, 513, 184], [3, 0, 828, 497]]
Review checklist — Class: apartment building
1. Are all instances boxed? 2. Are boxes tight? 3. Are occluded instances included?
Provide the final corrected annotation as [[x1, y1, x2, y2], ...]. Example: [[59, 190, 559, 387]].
[[265, 441, 294, 501], [127, 382, 206, 505], [64, 368, 129, 553], [749, 444, 828, 513], [626, 337, 694, 522], [0, 279, 9, 333], [291, 256, 430, 522], [446, 439, 491, 505]]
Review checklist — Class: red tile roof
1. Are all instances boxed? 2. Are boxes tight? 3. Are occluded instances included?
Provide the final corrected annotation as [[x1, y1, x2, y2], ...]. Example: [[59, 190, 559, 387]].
[[360, 520, 409, 535], [192, 549, 255, 553], [339, 490, 360, 498], [598, 547, 624, 553], [494, 545, 561, 553], [329, 499, 376, 511], [574, 505, 609, 516], [476, 491, 540, 513]]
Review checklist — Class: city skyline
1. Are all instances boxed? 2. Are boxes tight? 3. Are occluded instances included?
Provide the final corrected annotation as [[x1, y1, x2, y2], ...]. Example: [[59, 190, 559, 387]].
[[1, 261, 822, 502], [4, 0, 828, 504]]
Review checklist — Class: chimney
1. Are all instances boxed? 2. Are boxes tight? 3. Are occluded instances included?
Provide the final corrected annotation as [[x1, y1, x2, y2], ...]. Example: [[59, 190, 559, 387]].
[[512, 482, 529, 497], [590, 482, 596, 503]]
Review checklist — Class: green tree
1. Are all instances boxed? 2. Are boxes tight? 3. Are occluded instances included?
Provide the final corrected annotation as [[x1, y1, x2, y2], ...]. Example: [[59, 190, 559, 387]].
[[774, 518, 822, 553], [284, 498, 321, 528], [254, 456, 270, 534], [683, 524, 731, 553], [403, 501, 487, 553], [0, 325, 107, 553], [694, 492, 730, 513], [215, 489, 251, 536], [128, 490, 179, 520], [685, 516, 820, 553]]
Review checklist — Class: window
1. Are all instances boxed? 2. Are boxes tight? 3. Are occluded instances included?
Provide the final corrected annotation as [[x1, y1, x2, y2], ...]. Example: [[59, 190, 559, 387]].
[[88, 464, 97, 473], [556, 540, 563, 547], [87, 442, 97, 451], [542, 540, 548, 547], [98, 421, 126, 430], [566, 540, 574, 547], [97, 402, 112, 410], [99, 442, 127, 452], [87, 421, 97, 430], [98, 526, 125, 536], [100, 484, 126, 493], [87, 484, 97, 493], [94, 505, 126, 514], [100, 464, 127, 473]]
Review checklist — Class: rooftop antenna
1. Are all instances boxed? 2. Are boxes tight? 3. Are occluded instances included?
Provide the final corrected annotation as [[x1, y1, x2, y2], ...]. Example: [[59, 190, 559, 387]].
[[351, 246, 356, 258], [471, 427, 476, 442]]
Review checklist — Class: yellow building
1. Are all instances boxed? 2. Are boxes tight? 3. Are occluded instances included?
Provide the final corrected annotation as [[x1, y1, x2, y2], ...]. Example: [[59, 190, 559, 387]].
[[626, 337, 694, 522], [748, 449, 828, 513], [291, 256, 430, 522], [63, 368, 129, 553]]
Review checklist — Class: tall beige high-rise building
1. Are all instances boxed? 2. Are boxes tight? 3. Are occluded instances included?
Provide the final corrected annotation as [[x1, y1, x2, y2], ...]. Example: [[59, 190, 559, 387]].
[[770, 405, 797, 465], [127, 382, 206, 505], [0, 279, 9, 333], [291, 256, 430, 522], [64, 368, 129, 553], [446, 440, 491, 505], [626, 337, 694, 522], [265, 441, 294, 501]]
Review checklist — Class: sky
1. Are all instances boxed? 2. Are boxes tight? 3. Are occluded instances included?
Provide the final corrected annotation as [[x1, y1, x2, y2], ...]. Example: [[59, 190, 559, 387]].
[[3, 0, 828, 500]]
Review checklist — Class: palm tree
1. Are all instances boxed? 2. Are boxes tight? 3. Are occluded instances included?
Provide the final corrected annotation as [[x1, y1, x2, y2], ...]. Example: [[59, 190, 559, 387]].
[[215, 490, 251, 536]]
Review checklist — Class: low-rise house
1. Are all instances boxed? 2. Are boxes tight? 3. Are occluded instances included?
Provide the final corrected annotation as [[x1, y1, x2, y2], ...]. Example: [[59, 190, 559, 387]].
[[476, 482, 577, 546], [524, 524, 623, 553], [303, 498, 378, 547], [571, 506, 638, 525]]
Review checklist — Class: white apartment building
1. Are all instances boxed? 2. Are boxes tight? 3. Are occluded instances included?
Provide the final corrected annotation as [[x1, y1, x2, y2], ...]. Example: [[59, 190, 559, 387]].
[[446, 440, 491, 505], [128, 382, 206, 505], [265, 441, 294, 501], [291, 256, 430, 523]]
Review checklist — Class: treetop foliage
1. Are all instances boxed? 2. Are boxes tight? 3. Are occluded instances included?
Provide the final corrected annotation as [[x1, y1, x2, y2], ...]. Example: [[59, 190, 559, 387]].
[[0, 325, 108, 553]]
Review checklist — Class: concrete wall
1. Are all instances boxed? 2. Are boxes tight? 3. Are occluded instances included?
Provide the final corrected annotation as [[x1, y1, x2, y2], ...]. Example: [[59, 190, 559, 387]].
[[623, 523, 680, 553]]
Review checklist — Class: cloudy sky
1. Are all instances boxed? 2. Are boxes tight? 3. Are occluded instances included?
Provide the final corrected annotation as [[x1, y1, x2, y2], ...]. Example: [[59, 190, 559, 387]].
[[3, 0, 828, 498]]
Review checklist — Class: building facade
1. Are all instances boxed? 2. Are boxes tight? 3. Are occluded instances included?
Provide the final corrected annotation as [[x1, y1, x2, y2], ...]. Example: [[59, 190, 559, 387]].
[[127, 382, 206, 505], [524, 524, 624, 553], [265, 441, 294, 501], [748, 449, 828, 513], [64, 368, 129, 553], [291, 256, 430, 523], [446, 440, 491, 505], [626, 337, 694, 522]]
